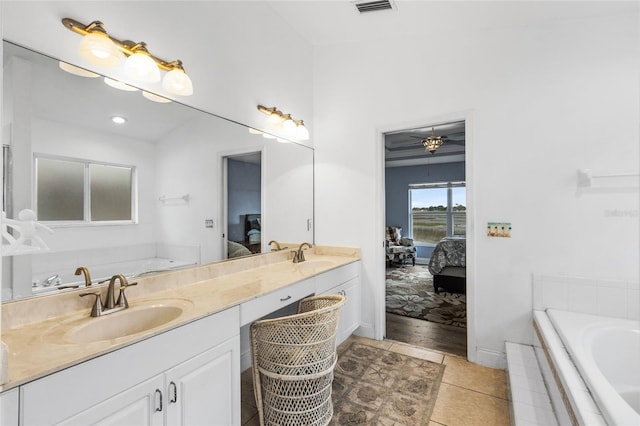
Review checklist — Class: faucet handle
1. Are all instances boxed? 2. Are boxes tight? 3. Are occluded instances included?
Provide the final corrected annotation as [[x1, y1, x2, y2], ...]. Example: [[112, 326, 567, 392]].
[[80, 291, 103, 317], [116, 281, 137, 308]]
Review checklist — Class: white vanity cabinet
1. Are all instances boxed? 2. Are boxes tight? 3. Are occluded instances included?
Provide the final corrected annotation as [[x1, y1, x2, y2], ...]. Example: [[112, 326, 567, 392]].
[[316, 261, 361, 345], [20, 307, 240, 426], [1, 388, 19, 425], [164, 338, 238, 426]]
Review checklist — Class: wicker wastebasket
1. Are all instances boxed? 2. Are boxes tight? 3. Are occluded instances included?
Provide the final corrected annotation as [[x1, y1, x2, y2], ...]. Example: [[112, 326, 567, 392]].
[[250, 294, 346, 426]]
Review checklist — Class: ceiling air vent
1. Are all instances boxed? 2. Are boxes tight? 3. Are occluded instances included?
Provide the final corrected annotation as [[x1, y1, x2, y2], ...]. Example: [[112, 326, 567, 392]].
[[354, 0, 395, 14]]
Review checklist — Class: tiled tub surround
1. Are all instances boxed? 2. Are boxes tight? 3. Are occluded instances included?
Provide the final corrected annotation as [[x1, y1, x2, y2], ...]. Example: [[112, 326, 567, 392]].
[[544, 310, 640, 426], [506, 274, 640, 425], [1, 246, 360, 391], [532, 274, 639, 321]]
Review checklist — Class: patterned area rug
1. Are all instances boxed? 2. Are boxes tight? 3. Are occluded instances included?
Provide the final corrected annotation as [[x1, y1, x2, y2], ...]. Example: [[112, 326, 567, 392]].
[[386, 265, 467, 328], [330, 341, 444, 425]]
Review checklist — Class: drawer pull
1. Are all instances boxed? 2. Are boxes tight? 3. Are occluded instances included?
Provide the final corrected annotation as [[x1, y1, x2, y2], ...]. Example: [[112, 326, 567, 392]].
[[169, 381, 177, 404], [155, 389, 163, 412], [280, 295, 292, 302]]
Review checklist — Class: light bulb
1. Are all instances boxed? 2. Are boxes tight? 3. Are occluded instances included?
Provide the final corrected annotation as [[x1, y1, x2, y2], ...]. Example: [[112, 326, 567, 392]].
[[267, 113, 283, 128], [125, 51, 160, 83], [282, 115, 297, 135], [79, 32, 124, 67], [104, 77, 138, 91], [58, 61, 100, 78], [295, 122, 310, 141], [111, 116, 127, 124], [142, 91, 172, 103], [162, 68, 193, 96]]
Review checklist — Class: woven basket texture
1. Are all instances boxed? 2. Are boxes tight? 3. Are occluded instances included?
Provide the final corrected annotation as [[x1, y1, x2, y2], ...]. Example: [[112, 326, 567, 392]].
[[251, 294, 346, 426]]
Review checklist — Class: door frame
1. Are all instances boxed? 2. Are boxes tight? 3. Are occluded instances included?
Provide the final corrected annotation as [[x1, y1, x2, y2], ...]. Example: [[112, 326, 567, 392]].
[[220, 148, 264, 259], [376, 110, 476, 362]]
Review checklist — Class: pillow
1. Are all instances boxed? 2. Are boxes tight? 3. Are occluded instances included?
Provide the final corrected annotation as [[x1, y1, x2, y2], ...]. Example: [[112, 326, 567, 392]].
[[386, 226, 402, 244]]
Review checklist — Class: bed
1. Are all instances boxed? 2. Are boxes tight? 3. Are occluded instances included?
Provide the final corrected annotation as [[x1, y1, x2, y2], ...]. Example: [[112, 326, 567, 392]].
[[428, 237, 466, 294]]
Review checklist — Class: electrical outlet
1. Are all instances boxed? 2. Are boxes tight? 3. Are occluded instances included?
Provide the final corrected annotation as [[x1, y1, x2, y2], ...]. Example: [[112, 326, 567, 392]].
[[204, 219, 214, 228], [487, 222, 511, 238]]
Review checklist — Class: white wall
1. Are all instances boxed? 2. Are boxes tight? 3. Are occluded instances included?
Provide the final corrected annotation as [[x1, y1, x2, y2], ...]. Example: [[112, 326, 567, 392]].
[[313, 8, 639, 366]]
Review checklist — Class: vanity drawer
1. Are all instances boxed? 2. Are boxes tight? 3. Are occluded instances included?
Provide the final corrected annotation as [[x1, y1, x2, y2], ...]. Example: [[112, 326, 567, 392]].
[[315, 261, 360, 294], [240, 278, 314, 326]]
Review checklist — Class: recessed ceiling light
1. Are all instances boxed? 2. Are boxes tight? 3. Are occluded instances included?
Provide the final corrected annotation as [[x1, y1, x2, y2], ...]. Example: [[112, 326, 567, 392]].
[[111, 116, 127, 124]]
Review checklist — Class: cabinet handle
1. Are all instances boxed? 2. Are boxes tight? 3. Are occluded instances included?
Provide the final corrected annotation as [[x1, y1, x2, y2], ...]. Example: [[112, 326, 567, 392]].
[[280, 295, 292, 302], [155, 389, 163, 412], [169, 381, 177, 404]]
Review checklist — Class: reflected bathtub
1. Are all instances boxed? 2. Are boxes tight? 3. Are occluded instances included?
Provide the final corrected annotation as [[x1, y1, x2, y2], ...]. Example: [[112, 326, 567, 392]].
[[547, 309, 640, 426]]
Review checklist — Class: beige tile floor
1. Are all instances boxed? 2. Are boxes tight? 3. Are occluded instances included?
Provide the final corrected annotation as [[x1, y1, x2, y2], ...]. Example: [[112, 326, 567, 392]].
[[242, 335, 510, 426]]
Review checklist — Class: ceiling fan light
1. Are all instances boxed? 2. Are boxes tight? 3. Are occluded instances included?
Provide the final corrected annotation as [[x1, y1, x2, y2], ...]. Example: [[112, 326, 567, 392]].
[[79, 31, 124, 67], [125, 51, 160, 83], [162, 68, 193, 96]]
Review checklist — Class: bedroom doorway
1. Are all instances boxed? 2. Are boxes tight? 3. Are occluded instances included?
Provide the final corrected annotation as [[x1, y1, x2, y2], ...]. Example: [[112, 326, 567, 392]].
[[383, 120, 467, 357], [224, 151, 262, 259]]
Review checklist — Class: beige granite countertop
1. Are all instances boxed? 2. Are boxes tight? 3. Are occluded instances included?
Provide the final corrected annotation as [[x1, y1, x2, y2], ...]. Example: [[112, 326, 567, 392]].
[[1, 246, 360, 391]]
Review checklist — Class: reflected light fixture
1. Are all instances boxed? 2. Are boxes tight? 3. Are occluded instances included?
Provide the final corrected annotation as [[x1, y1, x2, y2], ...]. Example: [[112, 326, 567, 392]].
[[422, 127, 445, 154], [104, 77, 138, 91], [63, 18, 194, 96], [142, 91, 172, 103], [257, 105, 309, 141], [58, 61, 100, 78]]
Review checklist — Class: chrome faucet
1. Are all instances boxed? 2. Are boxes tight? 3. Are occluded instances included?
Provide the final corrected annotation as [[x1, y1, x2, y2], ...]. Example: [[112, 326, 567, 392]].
[[80, 274, 138, 317], [293, 242, 312, 263], [43, 274, 60, 287], [74, 266, 92, 287]]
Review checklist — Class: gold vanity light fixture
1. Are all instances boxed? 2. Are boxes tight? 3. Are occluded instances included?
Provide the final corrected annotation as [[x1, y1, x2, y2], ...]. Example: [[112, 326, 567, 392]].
[[256, 105, 309, 141], [62, 18, 193, 96], [422, 127, 445, 154]]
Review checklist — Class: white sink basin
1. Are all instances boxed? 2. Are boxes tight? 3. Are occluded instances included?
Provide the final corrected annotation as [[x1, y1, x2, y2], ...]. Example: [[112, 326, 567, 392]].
[[294, 260, 335, 271], [63, 303, 186, 344]]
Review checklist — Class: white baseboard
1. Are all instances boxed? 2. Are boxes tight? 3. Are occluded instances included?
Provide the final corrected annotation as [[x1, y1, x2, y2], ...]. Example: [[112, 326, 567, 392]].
[[471, 347, 507, 369], [354, 323, 376, 339]]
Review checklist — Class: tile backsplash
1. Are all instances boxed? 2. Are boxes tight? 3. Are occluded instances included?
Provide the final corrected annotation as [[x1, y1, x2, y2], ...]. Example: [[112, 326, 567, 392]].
[[532, 274, 639, 320]]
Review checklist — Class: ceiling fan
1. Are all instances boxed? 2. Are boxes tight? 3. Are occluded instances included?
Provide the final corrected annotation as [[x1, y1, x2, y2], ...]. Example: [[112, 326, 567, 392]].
[[421, 127, 447, 154]]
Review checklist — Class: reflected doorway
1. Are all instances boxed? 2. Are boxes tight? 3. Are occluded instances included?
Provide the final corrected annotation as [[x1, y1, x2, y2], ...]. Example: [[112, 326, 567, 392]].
[[224, 152, 262, 259]]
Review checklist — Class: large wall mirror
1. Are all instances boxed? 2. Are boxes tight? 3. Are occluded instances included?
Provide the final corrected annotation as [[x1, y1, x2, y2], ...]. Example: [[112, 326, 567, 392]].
[[2, 41, 314, 302]]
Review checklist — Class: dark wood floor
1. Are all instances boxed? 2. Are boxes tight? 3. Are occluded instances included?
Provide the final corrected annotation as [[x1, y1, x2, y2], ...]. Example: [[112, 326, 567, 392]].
[[386, 313, 467, 357]]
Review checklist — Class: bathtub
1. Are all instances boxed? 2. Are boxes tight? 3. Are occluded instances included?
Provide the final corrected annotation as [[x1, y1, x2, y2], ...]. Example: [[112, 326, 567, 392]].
[[545, 309, 640, 426], [32, 257, 197, 294]]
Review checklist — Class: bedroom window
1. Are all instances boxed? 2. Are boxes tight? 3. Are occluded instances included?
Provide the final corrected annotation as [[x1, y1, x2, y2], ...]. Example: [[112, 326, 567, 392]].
[[409, 182, 466, 244], [35, 155, 136, 225]]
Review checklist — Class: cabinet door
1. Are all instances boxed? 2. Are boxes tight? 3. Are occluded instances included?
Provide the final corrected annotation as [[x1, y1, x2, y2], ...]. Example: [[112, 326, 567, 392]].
[[57, 375, 164, 426], [322, 276, 361, 345], [165, 336, 240, 426], [1, 388, 19, 426]]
